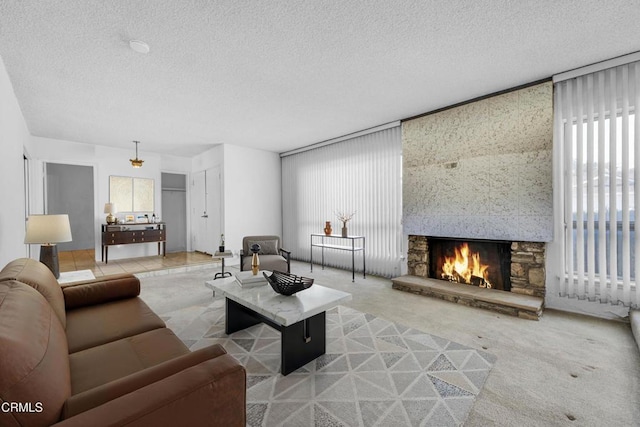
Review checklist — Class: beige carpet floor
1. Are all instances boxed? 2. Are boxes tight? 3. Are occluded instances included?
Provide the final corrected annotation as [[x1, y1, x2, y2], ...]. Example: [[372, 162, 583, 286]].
[[138, 261, 640, 426]]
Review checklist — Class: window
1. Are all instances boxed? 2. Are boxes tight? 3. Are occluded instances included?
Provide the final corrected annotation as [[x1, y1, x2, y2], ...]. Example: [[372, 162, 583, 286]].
[[556, 62, 639, 307], [570, 116, 636, 280]]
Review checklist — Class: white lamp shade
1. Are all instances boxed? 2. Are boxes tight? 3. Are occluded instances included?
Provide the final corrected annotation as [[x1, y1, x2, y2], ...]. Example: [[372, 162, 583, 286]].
[[24, 214, 73, 244], [104, 203, 117, 214]]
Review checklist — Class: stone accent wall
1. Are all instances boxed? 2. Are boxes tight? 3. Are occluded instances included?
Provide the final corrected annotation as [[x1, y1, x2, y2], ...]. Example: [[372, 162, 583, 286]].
[[402, 82, 553, 242], [406, 235, 546, 298], [510, 241, 546, 298]]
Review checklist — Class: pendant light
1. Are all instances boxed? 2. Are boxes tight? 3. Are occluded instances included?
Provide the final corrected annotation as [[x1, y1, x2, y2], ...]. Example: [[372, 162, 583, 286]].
[[130, 140, 144, 168]]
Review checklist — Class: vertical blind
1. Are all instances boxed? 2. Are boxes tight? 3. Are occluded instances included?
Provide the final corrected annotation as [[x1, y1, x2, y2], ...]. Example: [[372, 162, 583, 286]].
[[281, 126, 402, 277], [555, 61, 639, 308]]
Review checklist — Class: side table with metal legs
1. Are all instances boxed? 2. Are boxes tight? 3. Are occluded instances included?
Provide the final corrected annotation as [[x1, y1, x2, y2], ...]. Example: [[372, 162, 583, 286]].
[[213, 251, 233, 279]]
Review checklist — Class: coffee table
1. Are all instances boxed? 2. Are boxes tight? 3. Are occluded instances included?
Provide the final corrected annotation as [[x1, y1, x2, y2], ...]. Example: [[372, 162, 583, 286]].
[[205, 276, 352, 375]]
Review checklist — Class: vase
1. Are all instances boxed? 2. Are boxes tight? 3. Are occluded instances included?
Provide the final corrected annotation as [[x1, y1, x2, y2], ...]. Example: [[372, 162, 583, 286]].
[[324, 221, 332, 236], [219, 246, 225, 253], [341, 226, 348, 238], [251, 253, 260, 275]]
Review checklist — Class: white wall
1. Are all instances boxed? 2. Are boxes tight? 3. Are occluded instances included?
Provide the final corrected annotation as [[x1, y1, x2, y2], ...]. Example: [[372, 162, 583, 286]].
[[223, 144, 282, 262], [0, 55, 31, 266], [189, 144, 282, 262], [30, 136, 191, 261], [192, 145, 224, 174]]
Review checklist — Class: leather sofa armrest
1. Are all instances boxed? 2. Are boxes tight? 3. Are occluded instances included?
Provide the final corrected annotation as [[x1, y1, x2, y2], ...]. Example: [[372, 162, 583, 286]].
[[61, 274, 140, 310], [53, 352, 246, 427], [62, 344, 228, 418]]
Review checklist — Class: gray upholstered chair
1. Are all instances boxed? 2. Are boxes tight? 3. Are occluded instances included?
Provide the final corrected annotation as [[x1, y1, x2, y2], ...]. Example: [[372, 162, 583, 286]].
[[239, 235, 291, 273]]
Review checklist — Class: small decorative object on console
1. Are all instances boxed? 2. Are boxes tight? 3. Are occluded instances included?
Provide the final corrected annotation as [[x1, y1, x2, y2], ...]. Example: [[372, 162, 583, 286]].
[[263, 270, 314, 296], [219, 233, 225, 252], [336, 210, 356, 238], [323, 221, 332, 236]]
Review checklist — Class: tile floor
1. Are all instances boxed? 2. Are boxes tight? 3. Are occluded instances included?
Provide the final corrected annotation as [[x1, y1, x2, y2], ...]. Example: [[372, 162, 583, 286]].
[[58, 249, 219, 277]]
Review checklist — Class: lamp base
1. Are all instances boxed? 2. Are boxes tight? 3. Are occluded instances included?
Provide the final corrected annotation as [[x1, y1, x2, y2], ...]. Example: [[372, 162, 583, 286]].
[[40, 244, 60, 279], [106, 213, 117, 225]]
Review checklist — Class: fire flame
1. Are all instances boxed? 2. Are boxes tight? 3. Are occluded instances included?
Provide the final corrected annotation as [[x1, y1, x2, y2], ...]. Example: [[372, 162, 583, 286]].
[[441, 243, 492, 288]]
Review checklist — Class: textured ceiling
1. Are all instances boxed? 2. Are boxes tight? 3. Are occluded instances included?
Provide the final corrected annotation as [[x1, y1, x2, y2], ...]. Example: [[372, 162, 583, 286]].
[[0, 1, 639, 157]]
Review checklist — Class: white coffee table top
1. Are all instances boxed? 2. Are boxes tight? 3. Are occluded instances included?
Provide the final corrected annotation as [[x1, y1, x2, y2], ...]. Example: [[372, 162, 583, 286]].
[[58, 269, 96, 284], [205, 276, 352, 326]]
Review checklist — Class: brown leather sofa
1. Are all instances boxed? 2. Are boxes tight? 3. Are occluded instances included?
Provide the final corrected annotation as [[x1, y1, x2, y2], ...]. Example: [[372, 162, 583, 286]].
[[0, 258, 246, 427]]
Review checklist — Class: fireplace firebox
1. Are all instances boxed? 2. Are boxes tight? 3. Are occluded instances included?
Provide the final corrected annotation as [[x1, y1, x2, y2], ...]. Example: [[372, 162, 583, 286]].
[[428, 237, 511, 292]]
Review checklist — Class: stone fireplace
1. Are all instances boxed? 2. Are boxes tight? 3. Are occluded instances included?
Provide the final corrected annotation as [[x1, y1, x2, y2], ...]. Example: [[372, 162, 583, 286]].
[[393, 235, 545, 319], [408, 236, 545, 298], [395, 81, 553, 319]]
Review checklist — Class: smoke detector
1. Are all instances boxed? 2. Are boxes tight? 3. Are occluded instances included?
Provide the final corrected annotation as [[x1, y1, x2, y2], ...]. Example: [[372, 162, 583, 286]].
[[129, 40, 150, 54]]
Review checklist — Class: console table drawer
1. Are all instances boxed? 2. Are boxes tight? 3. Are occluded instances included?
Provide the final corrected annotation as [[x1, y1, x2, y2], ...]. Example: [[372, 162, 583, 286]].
[[103, 230, 164, 242], [141, 229, 164, 239]]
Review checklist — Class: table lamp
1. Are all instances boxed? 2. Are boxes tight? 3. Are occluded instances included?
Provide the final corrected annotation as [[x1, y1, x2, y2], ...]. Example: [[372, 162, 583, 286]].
[[104, 202, 118, 224], [24, 214, 72, 279]]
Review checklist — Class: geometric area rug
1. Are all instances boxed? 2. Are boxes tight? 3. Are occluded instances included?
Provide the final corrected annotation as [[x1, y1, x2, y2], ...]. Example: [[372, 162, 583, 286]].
[[186, 302, 496, 427]]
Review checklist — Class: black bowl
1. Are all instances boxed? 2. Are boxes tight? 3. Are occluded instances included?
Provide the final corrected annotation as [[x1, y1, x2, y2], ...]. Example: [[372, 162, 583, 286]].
[[263, 271, 314, 296]]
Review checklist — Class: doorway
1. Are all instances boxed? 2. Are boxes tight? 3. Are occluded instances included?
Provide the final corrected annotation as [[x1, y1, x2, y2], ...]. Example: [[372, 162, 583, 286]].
[[191, 167, 221, 255], [45, 163, 95, 251], [161, 173, 188, 253]]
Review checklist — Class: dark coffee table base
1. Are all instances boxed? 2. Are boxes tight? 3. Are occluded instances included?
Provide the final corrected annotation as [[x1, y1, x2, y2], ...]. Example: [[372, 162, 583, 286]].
[[225, 298, 326, 375]]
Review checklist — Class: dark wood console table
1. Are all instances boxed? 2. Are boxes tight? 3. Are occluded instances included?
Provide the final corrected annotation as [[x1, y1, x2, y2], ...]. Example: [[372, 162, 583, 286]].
[[101, 223, 166, 264]]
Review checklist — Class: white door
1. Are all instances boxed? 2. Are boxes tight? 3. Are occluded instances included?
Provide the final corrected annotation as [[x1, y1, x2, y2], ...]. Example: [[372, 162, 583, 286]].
[[191, 167, 221, 254]]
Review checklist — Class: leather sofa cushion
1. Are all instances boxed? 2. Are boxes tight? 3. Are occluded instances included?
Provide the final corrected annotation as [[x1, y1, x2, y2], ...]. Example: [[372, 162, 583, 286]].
[[63, 345, 228, 419], [66, 297, 165, 353], [0, 281, 71, 427], [0, 257, 66, 328], [69, 328, 189, 395], [62, 274, 140, 309], [58, 354, 246, 427], [242, 254, 288, 273]]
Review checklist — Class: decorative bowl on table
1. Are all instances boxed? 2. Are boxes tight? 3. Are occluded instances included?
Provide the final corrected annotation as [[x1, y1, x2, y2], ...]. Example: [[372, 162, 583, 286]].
[[263, 270, 314, 296]]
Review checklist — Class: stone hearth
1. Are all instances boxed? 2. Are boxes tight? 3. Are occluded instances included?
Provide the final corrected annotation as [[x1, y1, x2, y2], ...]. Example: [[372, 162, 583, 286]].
[[392, 276, 543, 320]]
